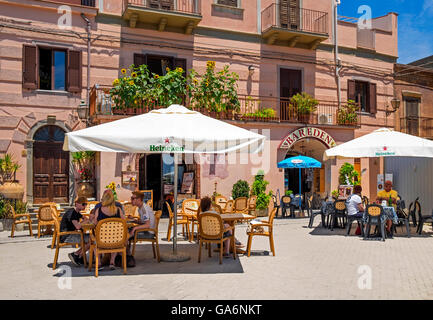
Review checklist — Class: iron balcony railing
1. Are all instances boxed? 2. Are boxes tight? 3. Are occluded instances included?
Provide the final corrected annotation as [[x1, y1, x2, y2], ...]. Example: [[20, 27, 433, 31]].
[[89, 85, 360, 127], [261, 4, 328, 34], [124, 0, 201, 15], [400, 117, 433, 139]]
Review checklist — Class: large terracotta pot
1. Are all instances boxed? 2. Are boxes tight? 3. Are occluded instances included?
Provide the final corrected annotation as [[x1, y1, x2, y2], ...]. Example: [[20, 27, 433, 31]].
[[0, 182, 24, 200], [77, 181, 95, 198]]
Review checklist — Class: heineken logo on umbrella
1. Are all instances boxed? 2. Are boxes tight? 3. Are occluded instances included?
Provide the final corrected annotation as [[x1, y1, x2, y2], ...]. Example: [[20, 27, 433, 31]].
[[375, 146, 395, 156], [149, 137, 185, 152]]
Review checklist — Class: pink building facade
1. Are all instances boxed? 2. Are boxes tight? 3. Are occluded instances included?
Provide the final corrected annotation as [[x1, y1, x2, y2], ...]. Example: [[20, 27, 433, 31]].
[[0, 0, 398, 208]]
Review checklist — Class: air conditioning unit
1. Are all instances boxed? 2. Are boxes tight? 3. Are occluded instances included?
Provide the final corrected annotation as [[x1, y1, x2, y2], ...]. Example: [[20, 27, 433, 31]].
[[318, 113, 333, 125]]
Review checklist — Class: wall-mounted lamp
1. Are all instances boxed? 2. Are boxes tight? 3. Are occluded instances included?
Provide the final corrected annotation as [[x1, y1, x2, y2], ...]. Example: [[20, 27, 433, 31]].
[[385, 97, 400, 116], [77, 99, 88, 122], [248, 65, 255, 77]]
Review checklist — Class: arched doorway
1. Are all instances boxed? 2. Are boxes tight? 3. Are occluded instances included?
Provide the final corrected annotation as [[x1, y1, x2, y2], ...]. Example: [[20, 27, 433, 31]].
[[33, 125, 69, 204], [284, 138, 328, 195]]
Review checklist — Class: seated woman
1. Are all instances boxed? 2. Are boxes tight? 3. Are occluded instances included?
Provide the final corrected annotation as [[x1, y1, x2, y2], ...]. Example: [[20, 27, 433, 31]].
[[200, 196, 232, 258], [346, 185, 365, 218], [93, 191, 126, 270]]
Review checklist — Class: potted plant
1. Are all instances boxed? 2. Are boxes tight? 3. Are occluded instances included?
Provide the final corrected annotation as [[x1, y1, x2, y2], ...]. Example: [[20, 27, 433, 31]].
[[331, 189, 339, 200], [0, 154, 24, 200], [338, 162, 360, 186], [337, 99, 358, 125], [251, 170, 272, 217], [285, 190, 293, 197], [290, 92, 319, 123], [0, 199, 27, 231], [72, 151, 96, 198], [231, 179, 250, 200]]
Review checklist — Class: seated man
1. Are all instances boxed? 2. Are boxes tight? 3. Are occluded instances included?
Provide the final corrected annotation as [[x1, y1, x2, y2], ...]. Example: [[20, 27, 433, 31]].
[[60, 196, 91, 266], [376, 180, 398, 233], [346, 185, 365, 219], [128, 191, 155, 241], [200, 196, 232, 257]]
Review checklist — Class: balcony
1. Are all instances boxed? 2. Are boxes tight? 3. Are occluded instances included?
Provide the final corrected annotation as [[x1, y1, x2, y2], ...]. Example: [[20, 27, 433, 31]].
[[122, 0, 202, 34], [261, 4, 328, 49], [400, 117, 433, 139], [89, 85, 360, 128], [53, 0, 96, 6]]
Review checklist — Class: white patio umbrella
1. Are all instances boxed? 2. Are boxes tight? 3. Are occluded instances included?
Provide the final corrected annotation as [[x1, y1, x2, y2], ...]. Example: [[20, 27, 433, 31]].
[[324, 128, 433, 192], [324, 128, 433, 160], [63, 104, 266, 260]]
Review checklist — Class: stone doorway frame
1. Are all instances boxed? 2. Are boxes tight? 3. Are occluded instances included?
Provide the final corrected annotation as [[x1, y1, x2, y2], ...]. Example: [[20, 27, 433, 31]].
[[25, 120, 74, 207]]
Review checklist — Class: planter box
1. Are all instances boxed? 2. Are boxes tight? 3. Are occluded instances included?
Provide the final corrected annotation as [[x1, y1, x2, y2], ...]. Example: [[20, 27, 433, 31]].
[[255, 208, 268, 217], [0, 219, 14, 231]]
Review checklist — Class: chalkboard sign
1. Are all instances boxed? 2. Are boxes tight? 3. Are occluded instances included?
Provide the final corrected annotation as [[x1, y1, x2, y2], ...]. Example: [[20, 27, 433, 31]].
[[138, 190, 153, 206]]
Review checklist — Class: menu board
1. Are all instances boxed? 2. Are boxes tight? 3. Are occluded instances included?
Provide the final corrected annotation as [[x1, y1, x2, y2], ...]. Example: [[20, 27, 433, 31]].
[[181, 172, 194, 194]]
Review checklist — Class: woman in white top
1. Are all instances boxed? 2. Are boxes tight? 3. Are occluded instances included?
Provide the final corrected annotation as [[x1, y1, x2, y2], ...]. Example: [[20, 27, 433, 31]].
[[346, 185, 365, 217]]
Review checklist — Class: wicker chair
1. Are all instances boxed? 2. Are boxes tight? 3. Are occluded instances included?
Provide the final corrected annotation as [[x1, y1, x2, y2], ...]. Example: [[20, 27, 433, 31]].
[[88, 218, 128, 277], [8, 203, 33, 238], [123, 201, 138, 218], [182, 199, 200, 241], [214, 195, 228, 211], [330, 200, 347, 231], [198, 212, 236, 264], [247, 195, 257, 215], [37, 204, 58, 239], [211, 203, 223, 214], [233, 197, 248, 214], [224, 200, 234, 213], [52, 209, 87, 270], [166, 202, 189, 241], [246, 202, 277, 257], [364, 204, 386, 241], [131, 210, 162, 261]]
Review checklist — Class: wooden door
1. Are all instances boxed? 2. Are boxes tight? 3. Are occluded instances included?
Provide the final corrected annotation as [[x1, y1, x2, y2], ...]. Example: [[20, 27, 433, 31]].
[[280, 0, 299, 29], [33, 126, 69, 204], [280, 68, 302, 120], [405, 98, 420, 136]]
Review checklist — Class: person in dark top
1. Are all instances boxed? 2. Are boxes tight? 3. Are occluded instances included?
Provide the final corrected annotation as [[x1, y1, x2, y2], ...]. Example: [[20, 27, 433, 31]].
[[93, 190, 125, 270], [60, 196, 91, 267]]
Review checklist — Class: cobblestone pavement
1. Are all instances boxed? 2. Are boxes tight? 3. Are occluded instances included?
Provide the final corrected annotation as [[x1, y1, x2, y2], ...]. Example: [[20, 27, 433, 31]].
[[1, 217, 433, 300]]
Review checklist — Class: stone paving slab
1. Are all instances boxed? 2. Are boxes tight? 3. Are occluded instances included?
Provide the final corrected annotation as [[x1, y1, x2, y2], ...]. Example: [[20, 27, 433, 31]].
[[1, 217, 433, 300]]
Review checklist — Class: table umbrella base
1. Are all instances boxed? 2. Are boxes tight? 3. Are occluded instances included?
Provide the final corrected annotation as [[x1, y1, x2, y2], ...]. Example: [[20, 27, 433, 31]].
[[160, 251, 191, 262]]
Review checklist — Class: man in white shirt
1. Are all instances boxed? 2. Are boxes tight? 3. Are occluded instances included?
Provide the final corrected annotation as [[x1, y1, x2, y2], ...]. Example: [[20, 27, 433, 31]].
[[346, 185, 364, 217], [128, 191, 155, 240]]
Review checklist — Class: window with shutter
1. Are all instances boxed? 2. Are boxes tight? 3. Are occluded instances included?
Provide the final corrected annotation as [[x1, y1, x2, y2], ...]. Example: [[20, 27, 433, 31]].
[[217, 0, 238, 7], [22, 45, 38, 90], [347, 79, 356, 101], [368, 82, 377, 114], [67, 50, 82, 93], [133, 53, 147, 69], [349, 80, 375, 113]]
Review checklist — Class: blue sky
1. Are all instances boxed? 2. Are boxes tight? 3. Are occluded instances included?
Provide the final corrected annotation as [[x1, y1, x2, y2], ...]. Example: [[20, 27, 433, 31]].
[[338, 0, 433, 64]]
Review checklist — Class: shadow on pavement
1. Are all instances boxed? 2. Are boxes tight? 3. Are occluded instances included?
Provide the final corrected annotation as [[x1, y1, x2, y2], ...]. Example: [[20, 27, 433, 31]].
[[48, 243, 246, 278]]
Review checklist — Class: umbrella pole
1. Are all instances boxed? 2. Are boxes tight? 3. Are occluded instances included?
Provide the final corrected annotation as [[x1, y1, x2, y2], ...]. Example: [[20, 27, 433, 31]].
[[160, 153, 190, 262], [173, 153, 178, 255], [299, 168, 301, 195]]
